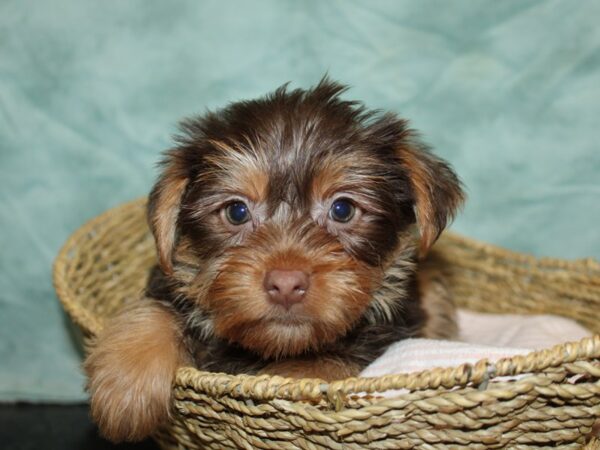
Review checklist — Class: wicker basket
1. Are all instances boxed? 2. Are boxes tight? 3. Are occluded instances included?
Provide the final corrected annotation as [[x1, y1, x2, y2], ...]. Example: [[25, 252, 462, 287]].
[[53, 198, 600, 449]]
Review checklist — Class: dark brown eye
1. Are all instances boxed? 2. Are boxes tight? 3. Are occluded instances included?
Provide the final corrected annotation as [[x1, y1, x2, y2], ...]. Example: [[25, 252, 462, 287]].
[[329, 199, 355, 223], [225, 201, 250, 225]]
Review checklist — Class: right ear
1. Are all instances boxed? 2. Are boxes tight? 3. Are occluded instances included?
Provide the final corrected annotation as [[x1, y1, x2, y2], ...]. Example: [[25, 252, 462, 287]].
[[147, 150, 189, 275]]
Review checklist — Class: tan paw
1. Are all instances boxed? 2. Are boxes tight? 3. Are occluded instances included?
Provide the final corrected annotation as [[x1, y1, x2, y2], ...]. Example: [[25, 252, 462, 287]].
[[84, 302, 187, 442], [260, 356, 359, 381]]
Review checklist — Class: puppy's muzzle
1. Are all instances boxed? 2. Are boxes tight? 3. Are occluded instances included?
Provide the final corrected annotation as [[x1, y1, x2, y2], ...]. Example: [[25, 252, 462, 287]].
[[263, 270, 310, 310]]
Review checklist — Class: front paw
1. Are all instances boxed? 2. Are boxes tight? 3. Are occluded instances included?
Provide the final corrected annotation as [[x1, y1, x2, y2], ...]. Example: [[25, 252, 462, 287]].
[[85, 349, 173, 442], [260, 356, 359, 381], [83, 302, 186, 442]]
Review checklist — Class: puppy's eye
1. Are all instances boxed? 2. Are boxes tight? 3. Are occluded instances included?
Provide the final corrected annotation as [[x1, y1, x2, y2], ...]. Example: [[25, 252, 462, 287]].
[[329, 199, 355, 223], [225, 201, 250, 225]]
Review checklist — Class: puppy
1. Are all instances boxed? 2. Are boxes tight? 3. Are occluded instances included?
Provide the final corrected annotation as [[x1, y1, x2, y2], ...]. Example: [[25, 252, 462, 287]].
[[84, 79, 464, 442]]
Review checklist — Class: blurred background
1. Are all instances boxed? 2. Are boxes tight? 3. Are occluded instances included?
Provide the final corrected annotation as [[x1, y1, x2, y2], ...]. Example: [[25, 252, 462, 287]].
[[1, 0, 599, 411]]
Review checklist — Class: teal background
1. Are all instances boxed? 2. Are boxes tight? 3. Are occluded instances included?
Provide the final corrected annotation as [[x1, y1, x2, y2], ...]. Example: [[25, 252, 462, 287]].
[[1, 0, 599, 401]]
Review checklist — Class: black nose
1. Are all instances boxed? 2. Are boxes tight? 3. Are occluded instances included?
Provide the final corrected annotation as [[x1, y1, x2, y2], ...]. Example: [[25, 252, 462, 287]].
[[263, 270, 310, 310]]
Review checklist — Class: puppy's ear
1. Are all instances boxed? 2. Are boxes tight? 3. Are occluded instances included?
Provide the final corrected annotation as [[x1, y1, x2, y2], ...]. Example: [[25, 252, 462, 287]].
[[398, 139, 465, 257], [147, 150, 189, 275]]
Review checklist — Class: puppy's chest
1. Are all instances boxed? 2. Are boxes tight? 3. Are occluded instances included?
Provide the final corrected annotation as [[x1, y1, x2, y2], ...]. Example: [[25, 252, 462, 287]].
[[145, 259, 433, 377]]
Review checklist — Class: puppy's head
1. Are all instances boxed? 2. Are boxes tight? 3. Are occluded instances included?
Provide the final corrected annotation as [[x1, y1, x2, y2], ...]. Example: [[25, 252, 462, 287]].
[[148, 79, 464, 359]]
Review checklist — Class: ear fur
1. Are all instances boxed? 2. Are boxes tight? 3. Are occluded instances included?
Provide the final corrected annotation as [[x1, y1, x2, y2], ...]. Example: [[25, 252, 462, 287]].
[[398, 138, 465, 257], [147, 150, 189, 275]]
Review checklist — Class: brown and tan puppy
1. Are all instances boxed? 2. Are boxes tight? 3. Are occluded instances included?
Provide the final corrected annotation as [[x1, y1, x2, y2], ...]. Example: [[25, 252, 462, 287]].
[[84, 79, 464, 442]]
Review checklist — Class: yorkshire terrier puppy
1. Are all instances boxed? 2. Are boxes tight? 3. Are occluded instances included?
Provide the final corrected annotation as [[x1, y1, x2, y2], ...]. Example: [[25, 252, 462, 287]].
[[84, 79, 464, 442]]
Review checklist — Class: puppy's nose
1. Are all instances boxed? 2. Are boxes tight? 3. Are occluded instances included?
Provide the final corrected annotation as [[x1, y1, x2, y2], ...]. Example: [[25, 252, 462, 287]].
[[264, 270, 309, 309]]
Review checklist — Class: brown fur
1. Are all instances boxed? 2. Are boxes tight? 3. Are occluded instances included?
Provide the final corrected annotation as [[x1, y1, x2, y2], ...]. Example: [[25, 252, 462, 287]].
[[85, 78, 465, 442], [84, 301, 189, 442], [206, 220, 379, 359], [397, 140, 465, 258], [147, 152, 190, 275], [260, 356, 360, 381], [417, 253, 459, 339]]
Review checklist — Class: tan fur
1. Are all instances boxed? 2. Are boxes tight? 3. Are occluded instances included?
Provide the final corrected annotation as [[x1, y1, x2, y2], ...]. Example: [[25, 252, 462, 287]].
[[310, 155, 360, 200], [206, 139, 270, 203], [149, 159, 189, 275], [260, 355, 361, 381], [398, 142, 464, 258], [206, 221, 379, 359], [366, 236, 417, 324], [84, 301, 189, 443]]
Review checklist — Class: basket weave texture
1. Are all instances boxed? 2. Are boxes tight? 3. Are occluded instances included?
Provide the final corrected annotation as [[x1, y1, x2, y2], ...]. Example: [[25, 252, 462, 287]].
[[53, 198, 600, 449]]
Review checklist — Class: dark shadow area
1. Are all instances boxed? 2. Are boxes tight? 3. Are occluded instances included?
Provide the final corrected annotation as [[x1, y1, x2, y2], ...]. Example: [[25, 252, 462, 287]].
[[0, 403, 159, 450]]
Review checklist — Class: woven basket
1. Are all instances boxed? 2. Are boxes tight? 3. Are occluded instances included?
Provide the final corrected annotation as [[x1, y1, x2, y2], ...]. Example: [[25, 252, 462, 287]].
[[53, 198, 600, 449]]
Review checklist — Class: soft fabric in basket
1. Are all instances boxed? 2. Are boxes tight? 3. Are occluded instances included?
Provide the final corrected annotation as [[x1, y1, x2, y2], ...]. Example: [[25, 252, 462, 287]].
[[360, 309, 592, 380], [53, 198, 600, 449]]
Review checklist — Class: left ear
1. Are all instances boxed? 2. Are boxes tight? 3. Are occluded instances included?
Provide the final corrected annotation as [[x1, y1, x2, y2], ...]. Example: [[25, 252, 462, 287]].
[[397, 139, 465, 258], [147, 149, 190, 275]]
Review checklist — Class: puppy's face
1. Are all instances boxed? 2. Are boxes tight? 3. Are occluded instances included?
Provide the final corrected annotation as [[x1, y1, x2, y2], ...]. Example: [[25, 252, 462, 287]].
[[148, 80, 463, 359]]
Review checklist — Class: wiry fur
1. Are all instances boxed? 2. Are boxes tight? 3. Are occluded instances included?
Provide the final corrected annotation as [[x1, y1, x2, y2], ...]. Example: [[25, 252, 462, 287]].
[[84, 302, 189, 442], [84, 78, 465, 442]]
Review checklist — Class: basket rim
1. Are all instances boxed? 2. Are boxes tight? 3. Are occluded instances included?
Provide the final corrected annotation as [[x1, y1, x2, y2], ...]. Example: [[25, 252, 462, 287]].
[[53, 197, 600, 399], [52, 197, 149, 337], [173, 334, 600, 404]]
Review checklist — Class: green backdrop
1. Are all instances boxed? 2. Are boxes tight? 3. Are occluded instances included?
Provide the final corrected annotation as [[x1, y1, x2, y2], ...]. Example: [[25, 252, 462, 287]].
[[1, 0, 599, 401]]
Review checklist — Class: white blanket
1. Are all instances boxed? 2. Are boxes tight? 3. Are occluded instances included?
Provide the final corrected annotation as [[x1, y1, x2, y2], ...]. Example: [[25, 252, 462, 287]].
[[360, 310, 592, 378]]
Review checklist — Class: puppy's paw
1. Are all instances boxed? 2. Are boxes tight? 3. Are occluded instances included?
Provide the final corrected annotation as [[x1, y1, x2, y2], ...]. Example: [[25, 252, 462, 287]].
[[84, 301, 187, 442], [260, 356, 359, 381]]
